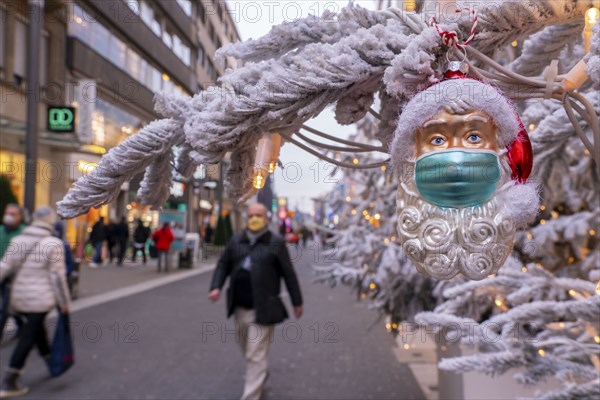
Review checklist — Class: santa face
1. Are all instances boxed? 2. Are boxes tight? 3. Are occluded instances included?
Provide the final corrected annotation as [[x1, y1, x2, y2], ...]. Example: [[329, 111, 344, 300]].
[[396, 107, 516, 280], [415, 109, 499, 157]]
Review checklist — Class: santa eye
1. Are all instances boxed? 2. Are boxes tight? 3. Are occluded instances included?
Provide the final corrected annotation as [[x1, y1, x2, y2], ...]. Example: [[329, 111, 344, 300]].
[[467, 134, 481, 143], [430, 136, 446, 146]]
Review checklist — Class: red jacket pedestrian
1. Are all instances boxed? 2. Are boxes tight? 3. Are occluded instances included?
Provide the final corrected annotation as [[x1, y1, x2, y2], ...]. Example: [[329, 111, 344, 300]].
[[152, 223, 174, 251]]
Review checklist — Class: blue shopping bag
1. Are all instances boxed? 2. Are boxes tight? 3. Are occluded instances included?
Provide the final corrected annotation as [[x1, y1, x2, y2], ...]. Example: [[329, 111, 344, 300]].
[[48, 312, 75, 377]]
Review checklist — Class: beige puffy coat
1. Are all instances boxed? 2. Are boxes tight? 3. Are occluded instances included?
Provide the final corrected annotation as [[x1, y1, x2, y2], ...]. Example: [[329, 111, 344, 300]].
[[0, 221, 71, 313]]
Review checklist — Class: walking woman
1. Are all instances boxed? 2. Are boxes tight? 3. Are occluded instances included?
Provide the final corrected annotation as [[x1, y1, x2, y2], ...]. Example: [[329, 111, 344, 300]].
[[0, 207, 70, 398]]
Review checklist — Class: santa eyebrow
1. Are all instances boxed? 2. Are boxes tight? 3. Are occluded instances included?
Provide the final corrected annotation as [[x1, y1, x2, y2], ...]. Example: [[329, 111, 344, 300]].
[[422, 119, 446, 128], [464, 115, 489, 123]]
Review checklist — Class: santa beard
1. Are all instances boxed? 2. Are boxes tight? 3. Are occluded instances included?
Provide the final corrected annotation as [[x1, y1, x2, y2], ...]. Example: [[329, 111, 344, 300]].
[[396, 174, 520, 281]]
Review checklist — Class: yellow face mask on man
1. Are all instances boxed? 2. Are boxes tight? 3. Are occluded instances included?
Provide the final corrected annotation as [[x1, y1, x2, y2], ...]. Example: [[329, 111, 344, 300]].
[[248, 216, 266, 232]]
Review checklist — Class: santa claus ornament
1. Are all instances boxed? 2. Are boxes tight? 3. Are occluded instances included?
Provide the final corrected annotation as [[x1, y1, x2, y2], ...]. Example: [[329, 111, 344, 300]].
[[391, 57, 539, 281]]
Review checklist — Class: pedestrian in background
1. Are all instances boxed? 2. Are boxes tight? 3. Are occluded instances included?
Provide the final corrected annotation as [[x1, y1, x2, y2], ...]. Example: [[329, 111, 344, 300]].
[[0, 204, 26, 339], [106, 219, 117, 265], [204, 223, 213, 245], [0, 207, 70, 399], [209, 203, 303, 400], [131, 219, 150, 264], [152, 223, 174, 273], [114, 217, 129, 266], [53, 221, 75, 294], [88, 217, 107, 268]]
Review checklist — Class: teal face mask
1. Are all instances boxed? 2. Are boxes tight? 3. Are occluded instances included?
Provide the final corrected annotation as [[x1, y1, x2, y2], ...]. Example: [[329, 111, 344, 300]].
[[414, 149, 501, 208]]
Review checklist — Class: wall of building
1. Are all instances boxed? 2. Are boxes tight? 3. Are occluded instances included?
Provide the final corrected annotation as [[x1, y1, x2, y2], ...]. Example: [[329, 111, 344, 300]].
[[0, 0, 242, 244]]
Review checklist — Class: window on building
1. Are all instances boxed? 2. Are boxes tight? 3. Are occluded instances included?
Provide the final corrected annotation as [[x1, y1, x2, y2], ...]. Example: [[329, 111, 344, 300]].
[[12, 18, 49, 85], [92, 23, 110, 58], [126, 48, 141, 81], [139, 57, 149, 87], [68, 5, 88, 42], [150, 67, 162, 92], [109, 35, 127, 67], [13, 19, 27, 81], [140, 1, 161, 36], [162, 30, 173, 49], [67, 4, 186, 97], [94, 99, 142, 148], [126, 0, 140, 15], [197, 44, 205, 66], [176, 0, 192, 17], [173, 35, 191, 66]]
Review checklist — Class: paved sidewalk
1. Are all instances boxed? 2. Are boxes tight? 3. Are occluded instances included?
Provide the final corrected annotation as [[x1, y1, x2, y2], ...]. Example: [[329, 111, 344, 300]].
[[75, 251, 219, 299]]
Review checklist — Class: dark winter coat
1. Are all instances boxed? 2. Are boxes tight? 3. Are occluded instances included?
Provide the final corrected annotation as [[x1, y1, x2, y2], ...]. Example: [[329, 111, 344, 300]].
[[133, 225, 150, 243], [89, 221, 107, 244], [114, 221, 129, 241], [209, 230, 303, 325]]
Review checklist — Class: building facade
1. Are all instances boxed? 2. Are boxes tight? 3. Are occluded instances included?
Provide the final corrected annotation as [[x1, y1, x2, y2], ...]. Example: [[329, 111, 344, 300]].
[[0, 0, 240, 248]]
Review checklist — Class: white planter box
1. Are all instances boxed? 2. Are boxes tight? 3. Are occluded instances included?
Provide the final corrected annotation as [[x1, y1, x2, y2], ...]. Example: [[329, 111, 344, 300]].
[[437, 341, 562, 399]]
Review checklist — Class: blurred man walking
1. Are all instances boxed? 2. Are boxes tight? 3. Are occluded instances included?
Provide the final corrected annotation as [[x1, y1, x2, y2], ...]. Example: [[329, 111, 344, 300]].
[[114, 217, 129, 266], [209, 203, 303, 400], [88, 218, 107, 268]]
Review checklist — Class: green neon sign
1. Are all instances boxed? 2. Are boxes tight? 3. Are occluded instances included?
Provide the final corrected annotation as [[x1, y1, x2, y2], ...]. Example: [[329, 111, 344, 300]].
[[48, 106, 75, 132]]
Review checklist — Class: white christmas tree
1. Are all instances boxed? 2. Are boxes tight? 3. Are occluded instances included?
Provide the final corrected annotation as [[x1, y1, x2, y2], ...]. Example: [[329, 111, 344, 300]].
[[55, 1, 600, 397]]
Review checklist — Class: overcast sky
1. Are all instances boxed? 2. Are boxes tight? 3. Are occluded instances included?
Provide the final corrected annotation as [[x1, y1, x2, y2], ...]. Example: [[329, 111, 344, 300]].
[[224, 1, 379, 212]]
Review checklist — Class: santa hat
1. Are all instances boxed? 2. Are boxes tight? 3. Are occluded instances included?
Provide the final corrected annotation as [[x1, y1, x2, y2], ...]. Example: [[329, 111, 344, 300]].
[[390, 75, 538, 227]]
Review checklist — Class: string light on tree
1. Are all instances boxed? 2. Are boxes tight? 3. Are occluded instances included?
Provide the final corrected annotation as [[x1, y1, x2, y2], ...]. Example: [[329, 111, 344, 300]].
[[583, 7, 599, 53], [250, 133, 283, 190]]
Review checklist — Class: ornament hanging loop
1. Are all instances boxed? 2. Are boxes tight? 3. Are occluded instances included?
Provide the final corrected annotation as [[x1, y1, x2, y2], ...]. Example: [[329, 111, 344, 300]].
[[444, 47, 469, 78], [429, 6, 478, 49]]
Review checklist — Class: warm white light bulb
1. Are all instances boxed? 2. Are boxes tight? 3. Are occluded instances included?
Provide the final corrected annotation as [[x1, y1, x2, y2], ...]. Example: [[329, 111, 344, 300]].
[[583, 7, 599, 53], [586, 7, 599, 26]]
